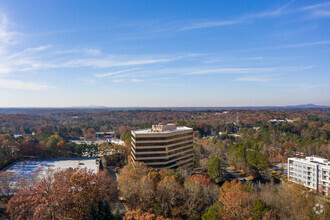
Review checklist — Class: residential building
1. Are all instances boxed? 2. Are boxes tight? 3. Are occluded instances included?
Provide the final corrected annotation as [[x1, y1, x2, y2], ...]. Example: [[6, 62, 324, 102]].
[[288, 156, 330, 195], [131, 124, 194, 170]]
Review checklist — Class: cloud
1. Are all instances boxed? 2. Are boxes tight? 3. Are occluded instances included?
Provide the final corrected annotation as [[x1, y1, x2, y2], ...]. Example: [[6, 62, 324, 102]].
[[239, 41, 330, 53], [236, 76, 275, 82], [256, 40, 330, 50], [299, 2, 330, 11], [176, 0, 330, 32], [0, 12, 17, 45], [297, 83, 327, 90], [95, 68, 139, 78], [130, 78, 143, 82], [0, 78, 55, 90], [183, 66, 313, 75], [178, 0, 295, 31], [297, 2, 330, 18], [311, 10, 330, 18], [203, 56, 264, 64], [8, 45, 52, 59], [0, 65, 11, 74], [271, 41, 330, 49], [25, 45, 52, 52], [95, 66, 313, 81], [112, 79, 124, 83], [84, 48, 101, 56], [61, 57, 172, 68], [179, 20, 242, 31], [247, 0, 295, 18]]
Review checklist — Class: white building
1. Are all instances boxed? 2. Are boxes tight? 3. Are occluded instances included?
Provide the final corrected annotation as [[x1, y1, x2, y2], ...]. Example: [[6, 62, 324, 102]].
[[131, 124, 194, 170], [288, 157, 330, 195]]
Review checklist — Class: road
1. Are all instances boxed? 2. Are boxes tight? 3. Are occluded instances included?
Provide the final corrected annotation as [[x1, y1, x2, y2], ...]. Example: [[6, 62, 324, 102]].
[[106, 167, 127, 216], [224, 167, 247, 182]]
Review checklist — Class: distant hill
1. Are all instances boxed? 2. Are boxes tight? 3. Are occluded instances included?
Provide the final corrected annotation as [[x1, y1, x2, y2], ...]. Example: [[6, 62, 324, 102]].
[[0, 104, 328, 114], [284, 104, 330, 109]]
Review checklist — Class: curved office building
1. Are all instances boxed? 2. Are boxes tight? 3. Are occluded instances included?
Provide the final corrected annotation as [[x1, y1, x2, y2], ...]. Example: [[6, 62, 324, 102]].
[[131, 124, 194, 170]]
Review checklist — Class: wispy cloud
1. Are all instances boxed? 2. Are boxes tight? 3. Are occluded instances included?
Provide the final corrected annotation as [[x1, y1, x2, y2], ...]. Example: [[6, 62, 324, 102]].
[[112, 79, 124, 83], [84, 48, 101, 56], [178, 0, 295, 31], [61, 56, 172, 68], [0, 78, 55, 90], [253, 40, 330, 50], [236, 75, 276, 82], [0, 13, 55, 91], [297, 1, 330, 18], [299, 2, 330, 11], [239, 40, 330, 53], [248, 0, 295, 18], [130, 78, 143, 82], [203, 56, 264, 64], [8, 45, 52, 59], [311, 10, 330, 18], [297, 83, 327, 90], [270, 40, 330, 49], [183, 66, 313, 75], [179, 20, 242, 31], [0, 12, 19, 45], [80, 78, 96, 85], [95, 68, 139, 78], [176, 0, 330, 32]]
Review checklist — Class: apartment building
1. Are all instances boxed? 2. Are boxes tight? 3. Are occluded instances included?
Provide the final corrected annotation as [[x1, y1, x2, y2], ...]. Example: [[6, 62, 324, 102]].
[[131, 124, 194, 170], [288, 156, 330, 195]]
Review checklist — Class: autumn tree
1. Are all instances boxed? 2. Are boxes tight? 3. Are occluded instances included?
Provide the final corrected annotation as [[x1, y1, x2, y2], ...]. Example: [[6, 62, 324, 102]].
[[256, 182, 327, 219], [124, 209, 170, 220], [183, 175, 219, 220], [82, 128, 96, 140], [6, 168, 118, 219], [118, 162, 150, 210], [218, 180, 256, 220], [119, 164, 221, 219], [155, 175, 185, 218], [0, 172, 19, 202]]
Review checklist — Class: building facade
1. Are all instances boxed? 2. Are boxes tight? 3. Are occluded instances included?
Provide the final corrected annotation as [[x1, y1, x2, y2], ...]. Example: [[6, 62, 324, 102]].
[[288, 157, 330, 195], [131, 124, 194, 170]]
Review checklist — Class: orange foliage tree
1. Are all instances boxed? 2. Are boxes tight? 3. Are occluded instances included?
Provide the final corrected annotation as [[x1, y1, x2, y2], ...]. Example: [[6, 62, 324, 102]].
[[218, 180, 256, 220]]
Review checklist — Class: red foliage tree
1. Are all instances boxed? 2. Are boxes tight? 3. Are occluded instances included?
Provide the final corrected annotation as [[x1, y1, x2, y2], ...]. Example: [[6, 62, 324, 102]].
[[6, 168, 117, 219]]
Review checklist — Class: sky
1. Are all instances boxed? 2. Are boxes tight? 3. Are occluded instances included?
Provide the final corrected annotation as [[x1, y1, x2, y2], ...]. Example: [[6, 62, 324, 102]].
[[0, 0, 329, 107]]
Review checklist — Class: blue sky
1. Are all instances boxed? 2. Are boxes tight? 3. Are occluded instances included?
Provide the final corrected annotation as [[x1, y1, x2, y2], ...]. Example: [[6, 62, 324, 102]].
[[0, 0, 329, 107]]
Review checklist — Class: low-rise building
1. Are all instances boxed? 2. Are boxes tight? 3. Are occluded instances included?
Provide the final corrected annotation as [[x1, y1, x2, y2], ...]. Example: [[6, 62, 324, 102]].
[[131, 124, 194, 170], [288, 156, 330, 195], [96, 132, 114, 139]]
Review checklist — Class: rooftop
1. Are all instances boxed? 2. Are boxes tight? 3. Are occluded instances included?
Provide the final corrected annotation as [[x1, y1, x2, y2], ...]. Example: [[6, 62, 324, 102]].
[[133, 124, 192, 134], [289, 156, 329, 166]]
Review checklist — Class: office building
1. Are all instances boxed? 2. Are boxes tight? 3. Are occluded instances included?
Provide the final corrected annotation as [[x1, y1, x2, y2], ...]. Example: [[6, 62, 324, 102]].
[[131, 124, 194, 170]]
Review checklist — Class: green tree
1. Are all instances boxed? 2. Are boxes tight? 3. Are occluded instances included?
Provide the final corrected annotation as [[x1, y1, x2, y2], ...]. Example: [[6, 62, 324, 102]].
[[120, 131, 131, 142], [88, 199, 113, 220], [202, 201, 222, 220], [113, 206, 121, 220], [251, 199, 271, 220], [207, 156, 224, 183]]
